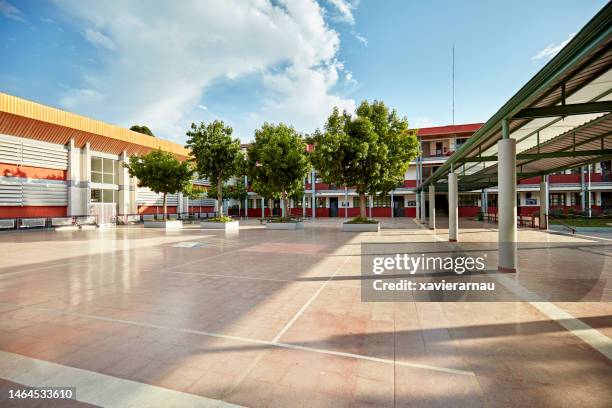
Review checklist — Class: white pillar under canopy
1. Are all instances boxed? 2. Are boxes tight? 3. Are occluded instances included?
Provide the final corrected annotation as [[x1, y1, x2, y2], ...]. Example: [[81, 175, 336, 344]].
[[497, 129, 517, 273], [428, 185, 435, 230], [539, 175, 549, 230], [448, 172, 458, 242]]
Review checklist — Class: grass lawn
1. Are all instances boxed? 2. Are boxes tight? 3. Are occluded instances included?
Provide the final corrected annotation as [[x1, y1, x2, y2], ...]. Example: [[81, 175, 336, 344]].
[[549, 218, 612, 227]]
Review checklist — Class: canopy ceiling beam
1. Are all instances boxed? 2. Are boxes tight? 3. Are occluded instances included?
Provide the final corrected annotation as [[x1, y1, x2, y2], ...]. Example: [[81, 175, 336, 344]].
[[512, 101, 612, 120], [457, 148, 612, 163]]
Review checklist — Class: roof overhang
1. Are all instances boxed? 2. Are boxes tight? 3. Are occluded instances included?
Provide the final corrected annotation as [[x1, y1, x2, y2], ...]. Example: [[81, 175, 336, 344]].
[[417, 3, 612, 193], [0, 93, 189, 159]]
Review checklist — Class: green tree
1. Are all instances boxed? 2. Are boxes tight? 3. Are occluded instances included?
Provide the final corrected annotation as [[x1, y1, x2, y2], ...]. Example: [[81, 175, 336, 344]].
[[186, 120, 242, 215], [310, 100, 419, 218], [124, 149, 193, 220], [130, 125, 155, 137], [246, 123, 309, 218]]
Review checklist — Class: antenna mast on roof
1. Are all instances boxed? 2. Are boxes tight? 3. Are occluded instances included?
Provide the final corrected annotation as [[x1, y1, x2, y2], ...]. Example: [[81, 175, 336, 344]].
[[452, 45, 455, 125]]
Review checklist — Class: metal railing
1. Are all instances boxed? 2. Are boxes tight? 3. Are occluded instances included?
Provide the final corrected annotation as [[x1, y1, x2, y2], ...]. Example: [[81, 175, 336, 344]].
[[0, 215, 98, 231]]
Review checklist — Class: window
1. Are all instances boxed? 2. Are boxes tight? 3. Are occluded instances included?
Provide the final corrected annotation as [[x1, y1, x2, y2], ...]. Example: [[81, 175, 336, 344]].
[[550, 193, 566, 206], [487, 194, 498, 208], [316, 197, 327, 208], [458, 194, 479, 207], [455, 138, 468, 148], [91, 189, 117, 203], [91, 157, 117, 184], [569, 193, 581, 206], [373, 195, 390, 208]]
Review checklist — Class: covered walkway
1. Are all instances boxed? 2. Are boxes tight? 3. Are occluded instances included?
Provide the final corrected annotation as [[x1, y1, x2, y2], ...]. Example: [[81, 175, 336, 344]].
[[416, 4, 612, 273]]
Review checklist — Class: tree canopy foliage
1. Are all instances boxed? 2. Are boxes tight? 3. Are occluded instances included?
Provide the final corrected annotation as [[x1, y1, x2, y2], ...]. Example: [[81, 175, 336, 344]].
[[130, 125, 155, 137], [310, 100, 419, 218], [186, 120, 243, 214], [246, 123, 309, 218], [124, 149, 193, 219]]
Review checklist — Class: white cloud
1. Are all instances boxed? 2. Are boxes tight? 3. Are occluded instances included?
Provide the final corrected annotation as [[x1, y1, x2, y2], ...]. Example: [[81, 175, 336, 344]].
[[0, 0, 24, 22], [327, 0, 355, 25], [83, 29, 115, 50], [355, 33, 367, 46], [532, 33, 575, 60], [197, 105, 208, 111], [52, 0, 356, 142]]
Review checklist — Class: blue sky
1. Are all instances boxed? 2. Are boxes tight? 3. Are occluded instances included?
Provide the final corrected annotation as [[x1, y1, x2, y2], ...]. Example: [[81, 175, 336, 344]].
[[0, 0, 607, 143]]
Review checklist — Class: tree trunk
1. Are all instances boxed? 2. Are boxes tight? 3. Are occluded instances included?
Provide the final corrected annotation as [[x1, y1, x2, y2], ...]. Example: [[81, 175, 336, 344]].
[[359, 193, 367, 218], [217, 178, 223, 216], [163, 193, 167, 221], [282, 191, 289, 219]]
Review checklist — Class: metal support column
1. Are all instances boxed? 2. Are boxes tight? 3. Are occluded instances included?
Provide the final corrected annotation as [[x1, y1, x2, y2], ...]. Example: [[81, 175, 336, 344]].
[[428, 185, 435, 230], [539, 175, 549, 229], [498, 118, 517, 273], [420, 189, 426, 222], [311, 169, 316, 220], [448, 172, 458, 242]]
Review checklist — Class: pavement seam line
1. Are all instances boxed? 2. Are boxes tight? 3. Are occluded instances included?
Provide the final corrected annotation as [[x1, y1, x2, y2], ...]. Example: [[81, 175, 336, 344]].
[[0, 301, 475, 377]]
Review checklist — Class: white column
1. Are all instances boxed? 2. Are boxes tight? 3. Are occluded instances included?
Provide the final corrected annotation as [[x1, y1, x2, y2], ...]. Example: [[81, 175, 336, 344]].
[[344, 187, 348, 218], [428, 185, 435, 229], [66, 138, 83, 216], [80, 142, 92, 215], [244, 175, 248, 219], [580, 166, 586, 211], [415, 192, 420, 219], [587, 167, 592, 217], [368, 195, 373, 218], [390, 191, 394, 218], [539, 175, 548, 229], [448, 173, 458, 241], [311, 169, 316, 220], [498, 137, 517, 273], [261, 197, 264, 218], [118, 151, 132, 217], [420, 189, 426, 222]]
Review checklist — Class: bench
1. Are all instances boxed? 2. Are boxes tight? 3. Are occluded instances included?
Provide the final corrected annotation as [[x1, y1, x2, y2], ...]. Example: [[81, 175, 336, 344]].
[[0, 219, 16, 229], [21, 218, 47, 229]]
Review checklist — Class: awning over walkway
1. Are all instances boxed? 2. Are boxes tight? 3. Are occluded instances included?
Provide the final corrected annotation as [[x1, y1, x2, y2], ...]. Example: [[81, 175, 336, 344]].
[[417, 3, 612, 192]]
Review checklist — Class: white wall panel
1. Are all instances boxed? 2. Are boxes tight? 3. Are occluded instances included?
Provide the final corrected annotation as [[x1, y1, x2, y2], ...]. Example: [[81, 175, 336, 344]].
[[136, 187, 178, 206], [0, 178, 67, 206], [0, 134, 68, 170]]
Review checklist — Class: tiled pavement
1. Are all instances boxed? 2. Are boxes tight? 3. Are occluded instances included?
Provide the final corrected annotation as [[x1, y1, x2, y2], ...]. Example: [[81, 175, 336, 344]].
[[0, 218, 610, 407]]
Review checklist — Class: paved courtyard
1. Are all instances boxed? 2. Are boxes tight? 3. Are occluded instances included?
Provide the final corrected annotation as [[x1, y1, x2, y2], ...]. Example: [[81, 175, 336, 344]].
[[0, 219, 610, 407]]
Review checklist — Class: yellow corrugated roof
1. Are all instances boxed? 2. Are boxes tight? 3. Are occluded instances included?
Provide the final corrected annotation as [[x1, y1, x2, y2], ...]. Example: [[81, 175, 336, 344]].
[[0, 92, 189, 158]]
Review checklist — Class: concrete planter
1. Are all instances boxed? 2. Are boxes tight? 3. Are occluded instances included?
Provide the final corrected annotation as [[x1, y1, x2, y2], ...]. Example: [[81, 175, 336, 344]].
[[342, 222, 380, 232], [200, 220, 239, 231], [265, 222, 304, 230], [144, 220, 183, 229]]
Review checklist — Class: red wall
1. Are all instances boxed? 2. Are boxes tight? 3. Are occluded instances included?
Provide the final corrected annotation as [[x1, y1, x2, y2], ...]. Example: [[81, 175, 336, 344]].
[[0, 163, 66, 180], [404, 207, 416, 217], [138, 206, 178, 214], [458, 207, 480, 217], [0, 206, 67, 218], [549, 174, 580, 183], [371, 208, 391, 217], [191, 206, 215, 213], [315, 208, 330, 217], [403, 180, 417, 188]]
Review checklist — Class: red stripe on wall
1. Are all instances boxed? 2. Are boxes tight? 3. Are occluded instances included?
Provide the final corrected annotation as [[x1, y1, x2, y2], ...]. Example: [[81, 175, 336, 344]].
[[138, 206, 178, 214], [0, 162, 66, 180], [0, 206, 67, 218]]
